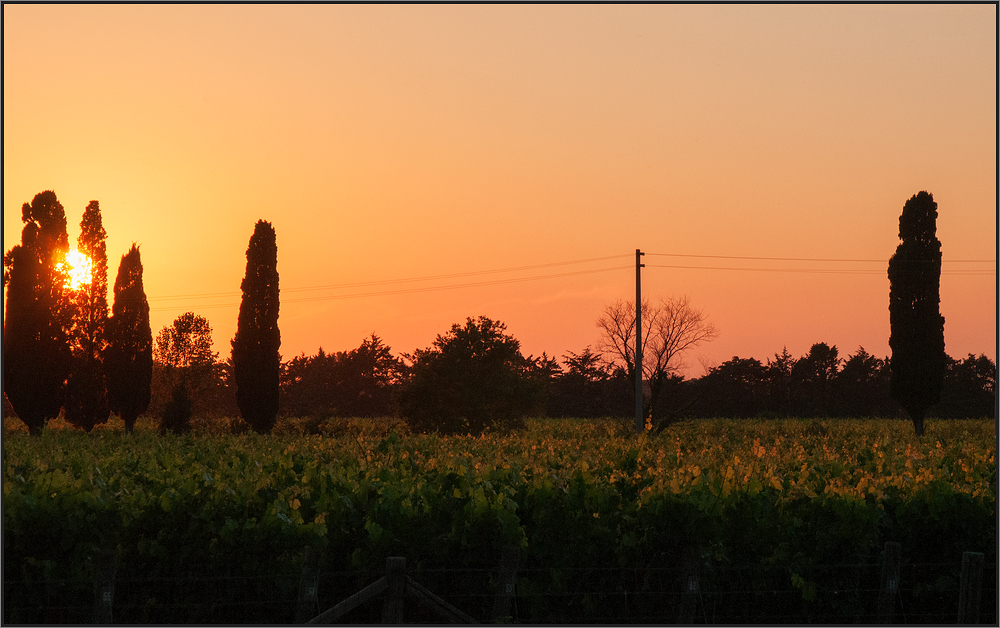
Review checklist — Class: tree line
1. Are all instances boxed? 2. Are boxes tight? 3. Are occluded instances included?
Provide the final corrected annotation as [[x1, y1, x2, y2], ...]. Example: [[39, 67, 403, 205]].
[[3, 191, 279, 435], [273, 336, 996, 428], [4, 189, 994, 436], [45, 309, 991, 435]]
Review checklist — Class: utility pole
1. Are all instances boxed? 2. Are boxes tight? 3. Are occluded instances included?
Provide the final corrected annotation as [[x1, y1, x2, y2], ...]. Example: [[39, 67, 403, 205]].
[[635, 248, 645, 434]]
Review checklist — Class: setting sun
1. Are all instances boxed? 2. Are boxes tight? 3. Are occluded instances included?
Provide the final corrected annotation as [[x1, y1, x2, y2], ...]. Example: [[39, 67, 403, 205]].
[[60, 248, 93, 290]]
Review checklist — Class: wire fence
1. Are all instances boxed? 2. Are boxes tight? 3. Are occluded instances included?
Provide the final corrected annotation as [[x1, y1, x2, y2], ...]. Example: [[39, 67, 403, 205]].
[[4, 549, 995, 624]]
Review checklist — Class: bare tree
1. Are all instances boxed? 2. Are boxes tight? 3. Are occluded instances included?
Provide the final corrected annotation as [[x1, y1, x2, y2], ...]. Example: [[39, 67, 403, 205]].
[[597, 295, 718, 427]]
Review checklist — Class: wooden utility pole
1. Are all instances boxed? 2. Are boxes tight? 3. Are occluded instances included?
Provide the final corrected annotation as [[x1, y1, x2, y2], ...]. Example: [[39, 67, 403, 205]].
[[635, 249, 645, 434]]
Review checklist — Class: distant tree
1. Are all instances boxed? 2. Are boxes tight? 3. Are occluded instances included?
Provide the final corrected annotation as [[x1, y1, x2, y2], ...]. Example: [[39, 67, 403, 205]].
[[64, 201, 112, 431], [278, 337, 405, 420], [597, 295, 718, 429], [935, 354, 997, 419], [399, 316, 534, 435], [762, 348, 796, 416], [334, 334, 404, 417], [888, 191, 946, 436], [160, 383, 193, 435], [2, 191, 73, 435], [789, 343, 840, 417], [835, 347, 892, 418], [155, 312, 217, 369], [524, 352, 561, 417], [152, 312, 219, 424], [549, 347, 613, 418], [280, 349, 334, 419], [231, 220, 280, 434], [106, 245, 153, 433], [698, 357, 768, 418]]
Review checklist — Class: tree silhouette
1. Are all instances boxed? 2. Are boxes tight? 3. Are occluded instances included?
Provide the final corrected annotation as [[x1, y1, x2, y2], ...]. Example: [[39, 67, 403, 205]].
[[698, 357, 768, 418], [105, 244, 153, 433], [155, 312, 217, 369], [152, 312, 219, 426], [888, 191, 946, 436], [789, 343, 840, 417], [836, 347, 891, 418], [279, 336, 405, 420], [332, 334, 403, 417], [232, 220, 280, 434], [64, 201, 111, 431], [935, 354, 997, 419], [549, 347, 624, 418], [280, 349, 334, 419], [597, 295, 718, 428], [399, 316, 533, 435], [2, 191, 73, 435], [762, 348, 795, 416], [160, 382, 193, 435], [524, 352, 561, 417]]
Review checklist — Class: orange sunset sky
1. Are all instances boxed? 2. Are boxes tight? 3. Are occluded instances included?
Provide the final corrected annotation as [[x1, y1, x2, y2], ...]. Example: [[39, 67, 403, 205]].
[[4, 4, 996, 377]]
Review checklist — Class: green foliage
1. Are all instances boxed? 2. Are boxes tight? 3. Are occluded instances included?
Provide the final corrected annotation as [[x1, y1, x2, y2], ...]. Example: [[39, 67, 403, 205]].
[[399, 316, 536, 435], [3, 191, 73, 435], [105, 245, 152, 433], [160, 384, 193, 435], [232, 220, 280, 434], [280, 335, 404, 419], [935, 353, 997, 419], [152, 312, 221, 421], [3, 418, 995, 623], [888, 191, 946, 435], [154, 312, 217, 370]]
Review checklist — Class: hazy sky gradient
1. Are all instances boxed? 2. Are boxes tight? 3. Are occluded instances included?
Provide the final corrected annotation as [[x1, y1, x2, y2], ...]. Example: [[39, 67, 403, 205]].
[[5, 4, 996, 374]]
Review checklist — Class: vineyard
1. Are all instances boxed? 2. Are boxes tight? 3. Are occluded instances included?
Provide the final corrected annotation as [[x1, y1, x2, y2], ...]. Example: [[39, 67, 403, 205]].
[[3, 417, 996, 623]]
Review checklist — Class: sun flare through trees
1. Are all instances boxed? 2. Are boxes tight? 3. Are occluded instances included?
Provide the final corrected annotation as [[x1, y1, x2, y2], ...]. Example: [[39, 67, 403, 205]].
[[59, 248, 94, 291]]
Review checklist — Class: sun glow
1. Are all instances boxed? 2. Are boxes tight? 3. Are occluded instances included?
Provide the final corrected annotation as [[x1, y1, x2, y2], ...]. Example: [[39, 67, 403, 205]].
[[60, 248, 93, 290]]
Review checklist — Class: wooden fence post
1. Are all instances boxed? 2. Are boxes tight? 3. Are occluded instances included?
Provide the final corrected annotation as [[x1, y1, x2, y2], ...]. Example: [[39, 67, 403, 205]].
[[382, 557, 406, 623], [491, 545, 519, 623], [877, 541, 901, 623], [92, 547, 118, 624], [295, 546, 321, 624], [957, 551, 984, 624]]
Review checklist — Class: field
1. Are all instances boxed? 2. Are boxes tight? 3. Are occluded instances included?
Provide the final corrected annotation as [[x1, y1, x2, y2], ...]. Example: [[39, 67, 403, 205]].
[[3, 416, 996, 623]]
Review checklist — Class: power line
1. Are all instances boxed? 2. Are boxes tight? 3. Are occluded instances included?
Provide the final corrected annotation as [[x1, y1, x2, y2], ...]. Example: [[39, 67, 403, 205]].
[[146, 251, 995, 312], [148, 264, 632, 312], [283, 265, 633, 303], [646, 252, 995, 263], [647, 264, 994, 275], [147, 254, 632, 302]]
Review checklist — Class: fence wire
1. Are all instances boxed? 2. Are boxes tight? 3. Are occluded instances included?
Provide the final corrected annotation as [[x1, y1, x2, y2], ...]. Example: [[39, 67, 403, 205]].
[[4, 556, 996, 624]]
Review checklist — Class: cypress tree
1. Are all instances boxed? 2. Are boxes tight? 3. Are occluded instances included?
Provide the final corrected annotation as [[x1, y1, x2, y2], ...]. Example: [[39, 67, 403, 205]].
[[3, 191, 73, 435], [888, 191, 946, 436], [106, 244, 153, 434], [64, 201, 112, 431], [232, 220, 280, 433]]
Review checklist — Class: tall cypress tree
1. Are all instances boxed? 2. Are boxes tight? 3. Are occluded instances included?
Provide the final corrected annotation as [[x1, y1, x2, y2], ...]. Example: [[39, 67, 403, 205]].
[[3, 191, 73, 435], [106, 244, 153, 434], [65, 201, 112, 431], [888, 191, 946, 436], [232, 220, 280, 433]]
